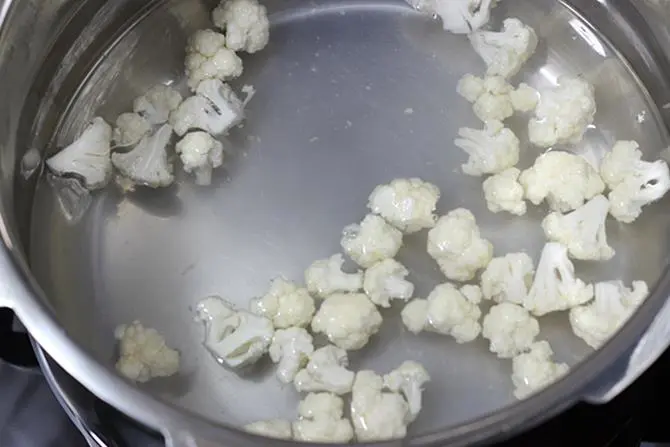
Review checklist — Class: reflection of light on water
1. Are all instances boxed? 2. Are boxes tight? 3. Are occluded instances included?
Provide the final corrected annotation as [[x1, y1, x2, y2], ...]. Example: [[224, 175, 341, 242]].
[[538, 66, 560, 86], [569, 19, 607, 57]]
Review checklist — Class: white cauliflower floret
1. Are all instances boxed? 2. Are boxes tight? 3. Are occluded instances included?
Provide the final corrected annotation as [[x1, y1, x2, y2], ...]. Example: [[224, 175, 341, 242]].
[[570, 280, 649, 348], [175, 131, 224, 186], [400, 299, 430, 334], [250, 278, 316, 329], [383, 361, 430, 422], [469, 18, 538, 79], [482, 302, 540, 358], [509, 83, 539, 112], [341, 214, 403, 268], [111, 124, 175, 188], [46, 117, 113, 190], [481, 252, 534, 305], [407, 0, 497, 34], [114, 321, 180, 383], [311, 293, 383, 350], [294, 345, 355, 395], [523, 243, 594, 316], [363, 259, 415, 308], [519, 151, 605, 212], [482, 167, 527, 215], [112, 113, 151, 147], [457, 75, 515, 122], [305, 254, 363, 298], [268, 327, 314, 384], [212, 0, 270, 54], [511, 341, 569, 399], [133, 84, 183, 125], [367, 178, 440, 233], [427, 208, 493, 281], [542, 194, 614, 261], [455, 120, 520, 176], [184, 29, 243, 90], [195, 296, 274, 368], [244, 419, 292, 440], [528, 76, 596, 147], [292, 393, 354, 443]]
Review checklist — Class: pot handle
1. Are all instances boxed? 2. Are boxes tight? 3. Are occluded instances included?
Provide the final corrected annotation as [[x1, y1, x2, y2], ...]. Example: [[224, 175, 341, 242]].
[[0, 308, 38, 369]]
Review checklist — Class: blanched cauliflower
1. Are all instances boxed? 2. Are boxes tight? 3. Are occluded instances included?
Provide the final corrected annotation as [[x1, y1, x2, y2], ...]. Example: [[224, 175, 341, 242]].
[[523, 243, 594, 316], [509, 83, 539, 113], [542, 194, 614, 261], [482, 167, 527, 215], [250, 278, 316, 329], [268, 327, 314, 384], [311, 293, 383, 350], [112, 113, 151, 147], [427, 208, 493, 281], [519, 151, 605, 212], [114, 321, 180, 383], [175, 131, 224, 186], [367, 178, 440, 233], [528, 76, 596, 147], [184, 29, 243, 90], [511, 341, 569, 399], [363, 259, 415, 308], [455, 120, 520, 176], [570, 280, 649, 348], [469, 18, 538, 79], [457, 74, 514, 122], [294, 345, 355, 395], [304, 254, 363, 298], [244, 419, 292, 439], [46, 117, 113, 190], [212, 0, 270, 54], [481, 252, 534, 305], [133, 84, 183, 125], [407, 0, 497, 34], [292, 393, 354, 443], [111, 124, 175, 188], [341, 214, 403, 268], [383, 361, 431, 422], [482, 302, 540, 358]]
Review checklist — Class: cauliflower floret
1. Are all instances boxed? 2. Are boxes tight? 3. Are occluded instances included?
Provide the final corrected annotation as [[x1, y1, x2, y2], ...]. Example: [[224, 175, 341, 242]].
[[382, 361, 430, 422], [509, 83, 539, 112], [481, 252, 534, 305], [469, 18, 538, 79], [175, 131, 224, 186], [184, 29, 243, 90], [482, 302, 540, 358], [250, 278, 316, 329], [46, 117, 113, 190], [305, 254, 363, 298], [133, 84, 183, 125], [294, 345, 355, 395], [512, 341, 569, 399], [112, 113, 152, 147], [407, 0, 497, 34], [212, 0, 270, 54], [244, 419, 292, 439], [457, 74, 515, 122], [268, 327, 314, 384], [311, 293, 383, 350], [111, 124, 175, 188], [519, 151, 605, 212], [542, 194, 614, 261], [400, 299, 430, 334], [363, 259, 415, 308], [114, 321, 180, 383], [195, 296, 274, 368], [427, 208, 493, 281], [523, 243, 594, 316], [482, 167, 527, 215], [341, 214, 403, 268], [292, 393, 354, 443], [455, 120, 520, 176], [528, 76, 596, 147], [570, 280, 649, 348], [367, 178, 440, 233]]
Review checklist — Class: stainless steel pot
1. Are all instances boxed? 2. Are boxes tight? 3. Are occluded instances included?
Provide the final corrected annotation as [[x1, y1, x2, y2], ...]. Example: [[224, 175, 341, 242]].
[[2, 0, 670, 445]]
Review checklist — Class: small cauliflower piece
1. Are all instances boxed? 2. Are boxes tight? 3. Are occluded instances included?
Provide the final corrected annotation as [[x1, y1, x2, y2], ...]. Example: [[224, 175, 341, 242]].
[[46, 117, 113, 190], [268, 327, 314, 384], [363, 259, 415, 308], [457, 74, 515, 122], [510, 83, 539, 113], [114, 321, 180, 383], [305, 254, 363, 298], [481, 252, 534, 305], [175, 132, 224, 186], [528, 76, 596, 147], [519, 151, 605, 212], [341, 214, 403, 268], [250, 278, 316, 329], [184, 29, 243, 90], [455, 120, 520, 176], [292, 393, 354, 443], [570, 280, 649, 348], [512, 341, 569, 399], [383, 361, 431, 422], [482, 167, 527, 216], [542, 194, 614, 261], [244, 419, 292, 439], [112, 113, 152, 147], [482, 302, 540, 358], [407, 0, 497, 34], [311, 293, 383, 350], [111, 124, 175, 188], [427, 208, 493, 281], [469, 18, 538, 79], [212, 0, 270, 54], [400, 299, 430, 334], [367, 178, 440, 233], [523, 243, 594, 316], [133, 84, 183, 125], [294, 345, 355, 395]]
